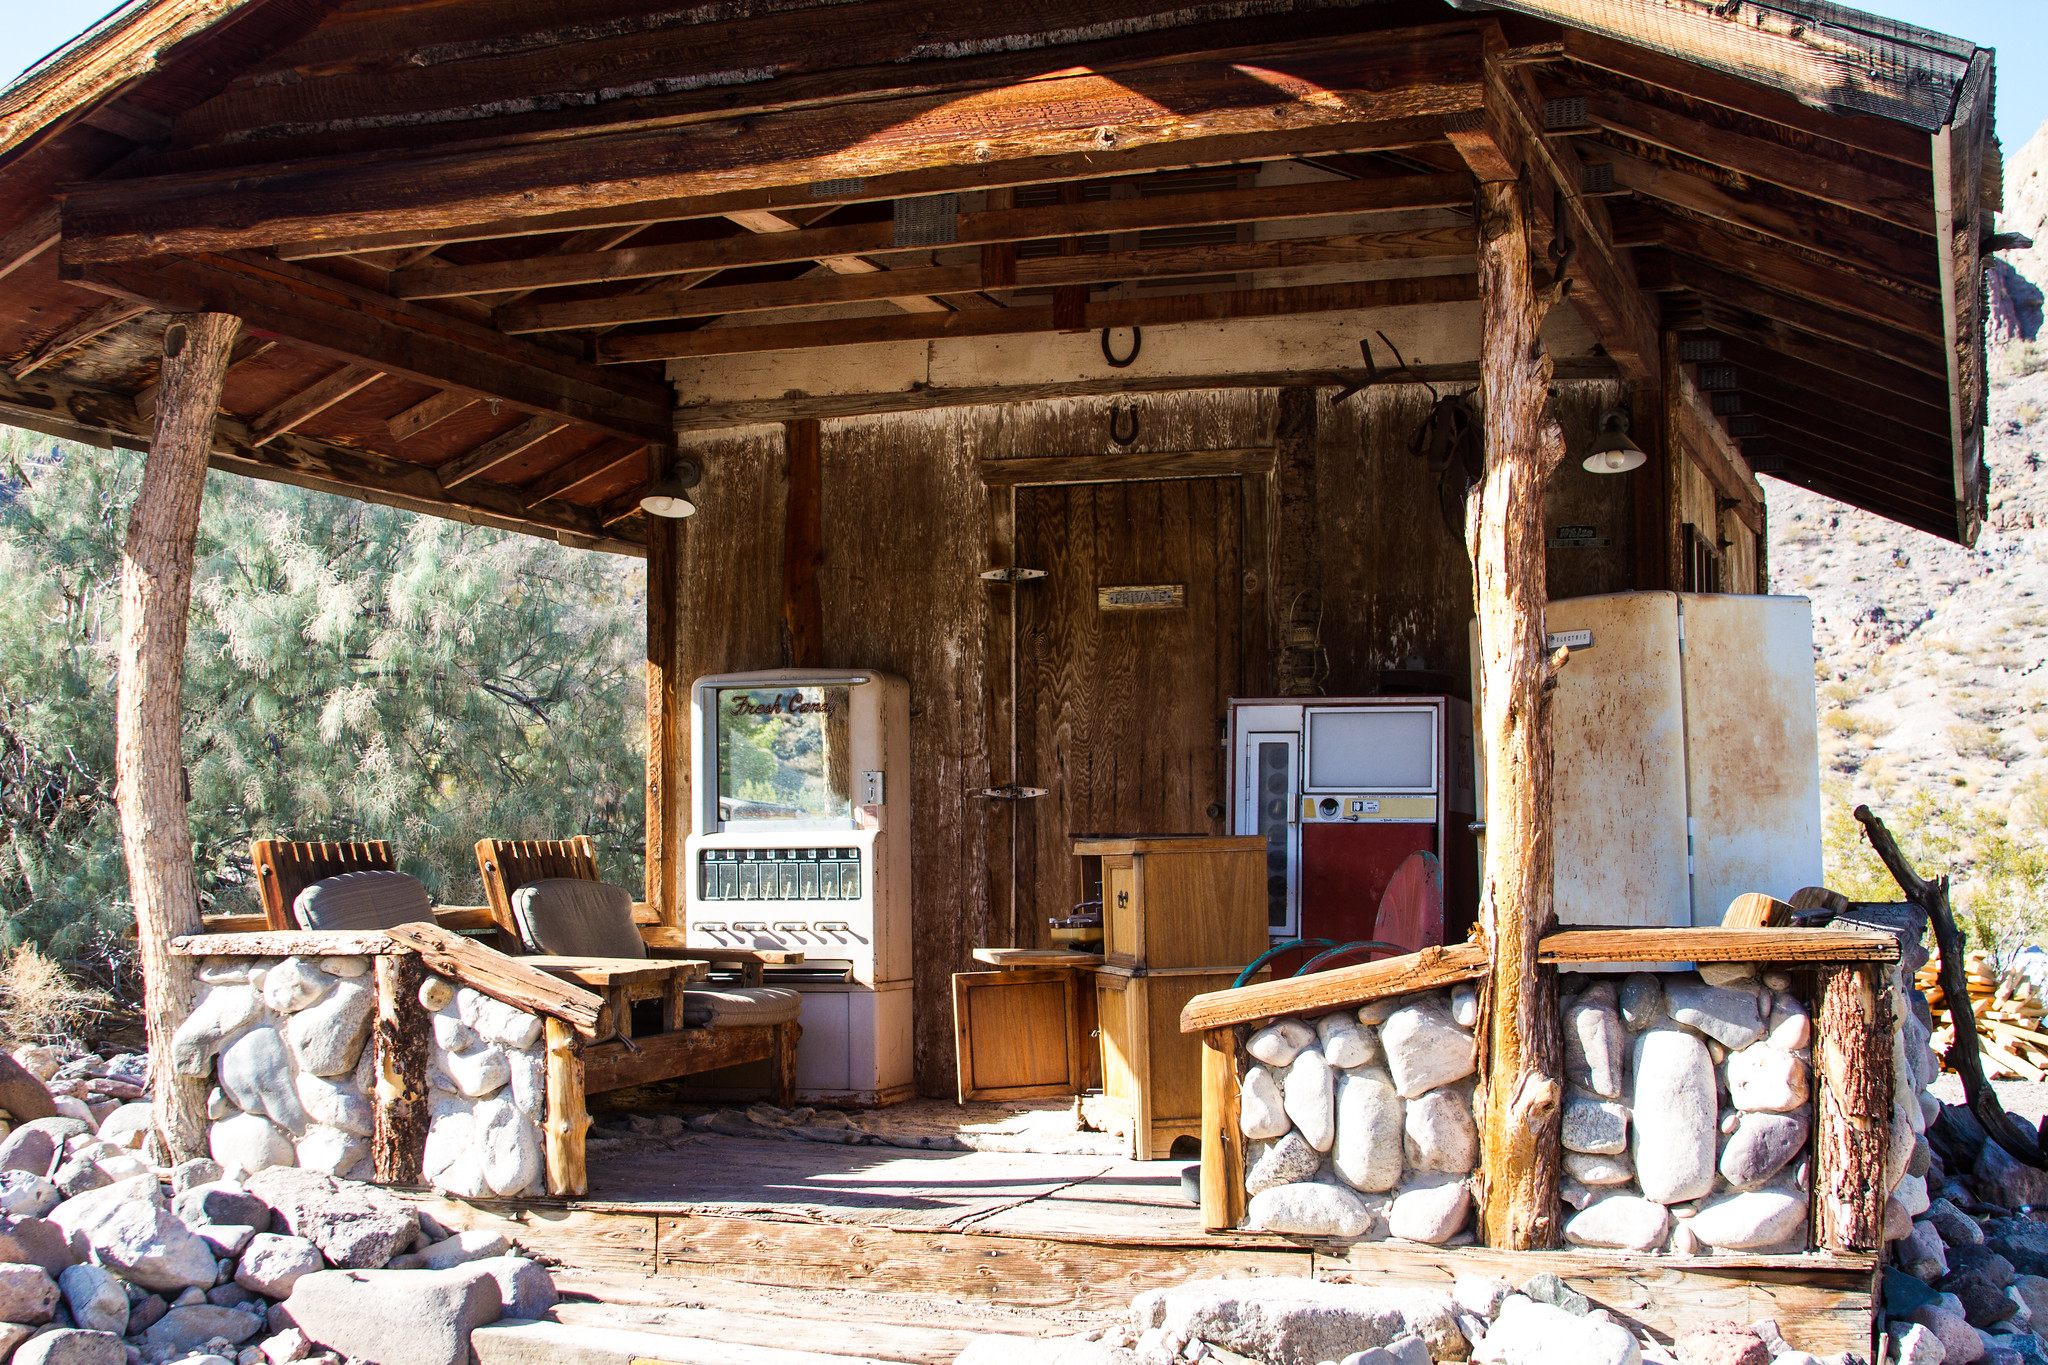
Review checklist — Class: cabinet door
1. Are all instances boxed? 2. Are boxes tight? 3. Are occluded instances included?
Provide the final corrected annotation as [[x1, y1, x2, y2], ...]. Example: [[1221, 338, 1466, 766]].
[[952, 968, 1085, 1101]]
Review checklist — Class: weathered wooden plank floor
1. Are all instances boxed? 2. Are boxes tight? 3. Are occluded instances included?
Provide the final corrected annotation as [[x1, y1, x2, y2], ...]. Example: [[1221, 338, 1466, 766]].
[[412, 1132, 1874, 1353]]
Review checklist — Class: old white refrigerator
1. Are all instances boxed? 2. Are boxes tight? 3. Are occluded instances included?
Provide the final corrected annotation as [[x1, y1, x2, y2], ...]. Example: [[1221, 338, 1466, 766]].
[[1535, 592, 1823, 927]]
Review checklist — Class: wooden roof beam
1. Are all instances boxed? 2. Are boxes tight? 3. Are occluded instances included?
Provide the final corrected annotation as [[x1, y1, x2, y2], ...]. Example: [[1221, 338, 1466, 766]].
[[524, 441, 647, 507], [1718, 403, 1956, 518], [397, 173, 1475, 300], [1673, 368, 1764, 533], [1688, 325, 1952, 438], [1446, 34, 1658, 386], [436, 415, 569, 488], [0, 205, 60, 283], [600, 272, 1479, 364], [1706, 361, 1953, 461], [58, 31, 1484, 262], [385, 388, 477, 442], [69, 250, 672, 442], [724, 206, 951, 316], [1741, 447, 1956, 540], [501, 227, 1476, 333]]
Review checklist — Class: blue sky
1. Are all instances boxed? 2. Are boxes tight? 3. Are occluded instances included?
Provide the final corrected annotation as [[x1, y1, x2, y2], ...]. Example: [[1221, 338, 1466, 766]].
[[0, 1, 2042, 159]]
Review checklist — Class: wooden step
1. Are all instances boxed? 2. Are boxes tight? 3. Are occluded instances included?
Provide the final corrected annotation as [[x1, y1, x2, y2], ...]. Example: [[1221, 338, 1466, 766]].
[[546, 1299, 987, 1365], [472, 1318, 921, 1365]]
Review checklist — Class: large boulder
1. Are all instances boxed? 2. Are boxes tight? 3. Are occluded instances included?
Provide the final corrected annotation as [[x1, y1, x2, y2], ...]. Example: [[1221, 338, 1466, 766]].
[[1247, 1183, 1375, 1239], [170, 987, 261, 1077], [281, 1267, 501, 1365], [1686, 1191, 1807, 1251], [174, 1184, 272, 1233], [1332, 1069, 1404, 1193], [244, 1170, 419, 1269], [464, 1257, 557, 1320], [1131, 1277, 1464, 1365], [0, 1174, 58, 1219], [1663, 979, 1764, 1050], [236, 1234, 325, 1299], [1472, 1297, 1639, 1365], [210, 1113, 297, 1179]]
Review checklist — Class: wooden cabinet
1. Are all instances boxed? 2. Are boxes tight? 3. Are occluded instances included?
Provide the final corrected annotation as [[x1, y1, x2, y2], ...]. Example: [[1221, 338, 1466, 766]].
[[1073, 836, 1268, 970], [952, 965, 1091, 1101], [1095, 964, 1259, 1160]]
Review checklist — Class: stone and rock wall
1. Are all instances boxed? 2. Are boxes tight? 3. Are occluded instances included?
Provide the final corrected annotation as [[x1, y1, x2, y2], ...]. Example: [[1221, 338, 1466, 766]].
[[1240, 985, 1479, 1243], [169, 956, 546, 1200], [1554, 966, 1816, 1255]]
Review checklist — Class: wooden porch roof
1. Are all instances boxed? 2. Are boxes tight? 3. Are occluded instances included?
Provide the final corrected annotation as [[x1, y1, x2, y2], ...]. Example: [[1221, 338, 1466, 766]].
[[0, 0, 1999, 551]]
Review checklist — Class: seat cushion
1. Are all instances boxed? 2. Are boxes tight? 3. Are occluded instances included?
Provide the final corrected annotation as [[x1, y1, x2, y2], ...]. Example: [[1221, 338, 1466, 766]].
[[510, 878, 646, 958], [680, 986, 803, 1027], [293, 870, 433, 932]]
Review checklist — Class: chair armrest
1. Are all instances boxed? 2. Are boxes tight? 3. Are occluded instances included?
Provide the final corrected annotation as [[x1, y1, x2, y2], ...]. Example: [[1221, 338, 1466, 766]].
[[432, 905, 499, 932], [638, 927, 803, 965]]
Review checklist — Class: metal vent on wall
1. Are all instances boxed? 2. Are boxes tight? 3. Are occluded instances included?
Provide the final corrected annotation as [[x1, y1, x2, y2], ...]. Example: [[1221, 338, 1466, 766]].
[[1679, 337, 1723, 363], [1543, 96, 1588, 128], [1580, 163, 1616, 194], [1696, 364, 1738, 391]]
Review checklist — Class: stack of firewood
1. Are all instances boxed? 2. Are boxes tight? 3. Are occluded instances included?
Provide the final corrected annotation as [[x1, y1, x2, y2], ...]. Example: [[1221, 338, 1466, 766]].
[[1921, 949, 2048, 1080]]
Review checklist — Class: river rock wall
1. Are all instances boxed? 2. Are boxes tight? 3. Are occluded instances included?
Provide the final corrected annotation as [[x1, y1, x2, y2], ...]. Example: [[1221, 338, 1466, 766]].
[[1239, 985, 1479, 1243], [168, 955, 546, 1199]]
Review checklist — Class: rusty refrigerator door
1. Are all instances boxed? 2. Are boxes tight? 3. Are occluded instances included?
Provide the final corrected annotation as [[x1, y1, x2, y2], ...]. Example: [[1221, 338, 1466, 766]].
[[1539, 592, 1821, 928]]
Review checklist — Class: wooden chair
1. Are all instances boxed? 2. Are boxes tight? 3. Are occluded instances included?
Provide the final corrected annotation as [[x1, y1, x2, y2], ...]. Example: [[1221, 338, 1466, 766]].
[[247, 839, 498, 934], [474, 836, 802, 1105]]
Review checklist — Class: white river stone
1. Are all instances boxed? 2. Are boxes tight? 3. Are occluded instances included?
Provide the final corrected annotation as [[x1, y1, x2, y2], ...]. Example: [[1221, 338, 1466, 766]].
[[1240, 1067, 1291, 1141], [1629, 1028, 1716, 1203], [1283, 1048, 1336, 1152], [1332, 1068, 1404, 1193]]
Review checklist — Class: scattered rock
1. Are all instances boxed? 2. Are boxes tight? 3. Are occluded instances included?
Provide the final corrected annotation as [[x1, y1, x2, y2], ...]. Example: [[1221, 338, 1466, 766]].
[[243, 1170, 418, 1270], [1379, 998, 1475, 1099], [175, 1185, 271, 1234], [1975, 1144, 2048, 1212], [1452, 1274, 1513, 1320], [1931, 1200, 1986, 1248], [1630, 1030, 1717, 1204], [260, 1327, 310, 1365], [11, 1328, 124, 1365], [1239, 1069, 1290, 1142], [55, 1265, 125, 1335], [144, 1304, 266, 1356], [1247, 1182, 1374, 1239], [1472, 1296, 1640, 1365], [292, 1077, 371, 1140], [281, 1267, 501, 1365], [0, 1216, 77, 1277], [0, 1323, 27, 1363], [209, 1115, 296, 1179], [1663, 979, 1764, 1050], [1904, 1301, 1984, 1365], [1521, 1273, 1590, 1315], [464, 1257, 555, 1320], [1134, 1276, 1464, 1365], [0, 1263, 59, 1324], [63, 1197, 218, 1294], [1672, 1320, 1769, 1365], [1899, 1220, 1952, 1283], [0, 1174, 59, 1219], [1564, 1195, 1670, 1251], [234, 1236, 324, 1298]]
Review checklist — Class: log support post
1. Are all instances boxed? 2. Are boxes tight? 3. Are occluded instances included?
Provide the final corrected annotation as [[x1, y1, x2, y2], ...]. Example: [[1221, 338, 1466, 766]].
[[119, 311, 240, 1162], [1200, 1026, 1247, 1232], [1469, 176, 1569, 1250], [544, 1017, 590, 1197], [1814, 964, 1894, 1251], [372, 951, 430, 1183], [645, 445, 682, 925]]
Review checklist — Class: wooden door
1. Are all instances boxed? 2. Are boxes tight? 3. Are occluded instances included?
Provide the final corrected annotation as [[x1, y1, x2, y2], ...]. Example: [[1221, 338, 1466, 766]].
[[1009, 478, 1263, 935]]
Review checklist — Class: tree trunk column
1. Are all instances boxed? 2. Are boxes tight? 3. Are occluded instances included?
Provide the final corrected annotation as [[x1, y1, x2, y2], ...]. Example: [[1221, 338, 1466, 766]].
[[118, 311, 240, 1162], [1471, 180, 1568, 1250]]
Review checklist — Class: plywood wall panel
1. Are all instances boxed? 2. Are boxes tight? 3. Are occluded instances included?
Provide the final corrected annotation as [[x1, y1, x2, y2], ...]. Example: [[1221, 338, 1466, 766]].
[[1543, 380, 1637, 603]]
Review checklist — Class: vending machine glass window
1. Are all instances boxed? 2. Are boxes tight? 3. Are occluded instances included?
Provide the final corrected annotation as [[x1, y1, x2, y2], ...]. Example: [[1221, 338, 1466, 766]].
[[715, 685, 854, 828], [1249, 737, 1298, 930], [1304, 707, 1436, 792]]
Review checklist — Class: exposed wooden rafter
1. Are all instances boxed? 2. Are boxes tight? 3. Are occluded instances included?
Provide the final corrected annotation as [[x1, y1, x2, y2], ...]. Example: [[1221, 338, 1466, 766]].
[[502, 228, 1475, 333], [437, 415, 568, 488], [11, 298, 149, 378], [251, 362, 384, 445], [385, 388, 477, 442], [71, 250, 672, 441]]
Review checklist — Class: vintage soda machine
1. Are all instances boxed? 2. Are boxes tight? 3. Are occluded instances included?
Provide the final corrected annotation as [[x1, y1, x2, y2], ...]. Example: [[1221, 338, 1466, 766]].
[[683, 668, 914, 1105], [1228, 697, 1478, 950]]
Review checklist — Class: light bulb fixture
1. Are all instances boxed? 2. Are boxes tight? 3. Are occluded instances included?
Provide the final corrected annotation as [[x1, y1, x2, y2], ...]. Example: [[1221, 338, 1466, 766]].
[[1582, 407, 1646, 474], [639, 456, 703, 518]]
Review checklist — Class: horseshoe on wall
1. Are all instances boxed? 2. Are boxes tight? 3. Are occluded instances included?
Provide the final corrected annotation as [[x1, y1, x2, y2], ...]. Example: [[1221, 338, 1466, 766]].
[[1109, 404, 1140, 446], [1101, 326, 1142, 368]]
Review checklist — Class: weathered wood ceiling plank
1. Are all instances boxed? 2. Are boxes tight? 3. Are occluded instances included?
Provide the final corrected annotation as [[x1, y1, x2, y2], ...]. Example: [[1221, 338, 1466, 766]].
[[385, 387, 477, 441], [603, 272, 1478, 362], [437, 414, 569, 488], [1637, 250, 1945, 374], [10, 297, 149, 378], [524, 440, 647, 507], [70, 250, 672, 441], [60, 33, 1484, 260], [250, 362, 385, 445], [500, 228, 1476, 333]]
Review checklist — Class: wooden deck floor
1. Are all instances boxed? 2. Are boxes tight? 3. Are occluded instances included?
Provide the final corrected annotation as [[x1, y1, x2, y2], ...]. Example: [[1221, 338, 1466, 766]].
[[414, 1129, 1877, 1354]]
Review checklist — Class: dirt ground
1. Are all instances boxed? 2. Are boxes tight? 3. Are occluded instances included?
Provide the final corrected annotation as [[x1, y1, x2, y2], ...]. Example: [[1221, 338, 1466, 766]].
[[1930, 1072, 2048, 1127]]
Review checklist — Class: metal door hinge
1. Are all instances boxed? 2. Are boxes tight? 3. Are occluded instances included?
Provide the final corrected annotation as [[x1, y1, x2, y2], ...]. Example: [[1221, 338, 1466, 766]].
[[976, 784, 1049, 800], [980, 567, 1046, 583]]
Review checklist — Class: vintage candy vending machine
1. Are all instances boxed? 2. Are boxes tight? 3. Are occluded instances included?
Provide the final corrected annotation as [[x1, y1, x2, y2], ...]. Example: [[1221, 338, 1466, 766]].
[[1228, 696, 1477, 951], [684, 668, 914, 1105]]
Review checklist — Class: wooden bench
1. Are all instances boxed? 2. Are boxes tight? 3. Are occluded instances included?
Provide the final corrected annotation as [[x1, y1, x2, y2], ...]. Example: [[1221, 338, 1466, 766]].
[[245, 839, 497, 934], [475, 835, 802, 1109]]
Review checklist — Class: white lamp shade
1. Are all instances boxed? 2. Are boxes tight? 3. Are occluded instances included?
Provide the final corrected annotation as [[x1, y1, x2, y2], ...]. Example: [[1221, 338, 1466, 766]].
[[1582, 446, 1647, 474], [639, 489, 697, 518]]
